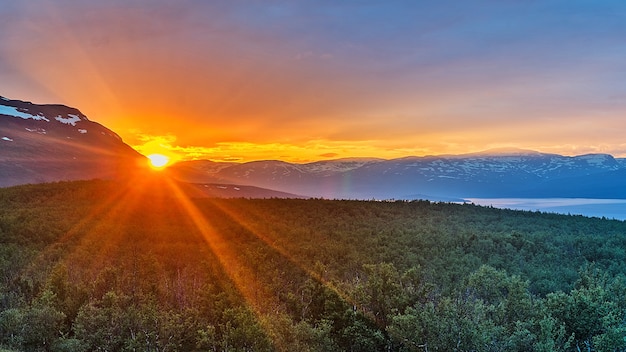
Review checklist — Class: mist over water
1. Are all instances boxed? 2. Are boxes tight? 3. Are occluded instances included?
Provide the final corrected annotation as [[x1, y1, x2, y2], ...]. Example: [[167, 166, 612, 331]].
[[466, 198, 626, 221]]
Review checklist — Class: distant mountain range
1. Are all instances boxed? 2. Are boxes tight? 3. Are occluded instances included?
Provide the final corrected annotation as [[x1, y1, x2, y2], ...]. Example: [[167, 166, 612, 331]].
[[169, 149, 626, 200], [3, 95, 626, 200]]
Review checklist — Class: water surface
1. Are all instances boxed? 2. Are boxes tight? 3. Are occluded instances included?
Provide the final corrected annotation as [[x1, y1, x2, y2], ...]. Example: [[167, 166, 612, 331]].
[[466, 198, 626, 221]]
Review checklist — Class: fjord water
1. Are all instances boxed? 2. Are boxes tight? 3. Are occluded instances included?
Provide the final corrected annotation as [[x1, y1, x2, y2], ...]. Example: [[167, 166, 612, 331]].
[[466, 198, 626, 220]]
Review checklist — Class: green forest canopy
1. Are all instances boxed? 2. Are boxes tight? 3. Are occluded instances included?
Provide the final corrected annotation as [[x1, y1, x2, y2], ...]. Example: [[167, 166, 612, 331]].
[[1, 179, 626, 351]]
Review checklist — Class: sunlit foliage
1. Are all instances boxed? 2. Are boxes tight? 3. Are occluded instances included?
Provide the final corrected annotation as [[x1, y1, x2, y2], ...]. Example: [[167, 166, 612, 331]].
[[1, 180, 626, 351]]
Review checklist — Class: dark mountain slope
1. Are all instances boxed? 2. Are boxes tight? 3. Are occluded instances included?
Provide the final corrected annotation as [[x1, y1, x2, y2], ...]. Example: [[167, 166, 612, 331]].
[[0, 96, 145, 187]]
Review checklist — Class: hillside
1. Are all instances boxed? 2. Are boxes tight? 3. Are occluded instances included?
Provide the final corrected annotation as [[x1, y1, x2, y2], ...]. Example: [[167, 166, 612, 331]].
[[170, 150, 626, 200], [4, 94, 626, 201], [1, 179, 626, 351], [0, 96, 145, 187]]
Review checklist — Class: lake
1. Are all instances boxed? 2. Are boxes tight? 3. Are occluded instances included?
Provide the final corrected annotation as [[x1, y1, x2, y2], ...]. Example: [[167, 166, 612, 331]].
[[466, 198, 626, 221]]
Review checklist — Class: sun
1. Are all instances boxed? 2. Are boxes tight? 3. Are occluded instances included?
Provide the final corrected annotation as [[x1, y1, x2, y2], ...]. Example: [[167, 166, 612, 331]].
[[147, 154, 171, 169]]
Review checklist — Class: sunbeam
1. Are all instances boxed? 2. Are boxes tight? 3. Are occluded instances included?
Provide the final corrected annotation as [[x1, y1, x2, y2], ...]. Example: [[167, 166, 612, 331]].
[[1, 168, 382, 351], [160, 177, 289, 348], [201, 197, 363, 314]]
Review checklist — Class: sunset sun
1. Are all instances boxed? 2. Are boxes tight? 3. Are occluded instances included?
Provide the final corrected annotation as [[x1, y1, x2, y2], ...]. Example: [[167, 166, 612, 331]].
[[147, 153, 170, 169]]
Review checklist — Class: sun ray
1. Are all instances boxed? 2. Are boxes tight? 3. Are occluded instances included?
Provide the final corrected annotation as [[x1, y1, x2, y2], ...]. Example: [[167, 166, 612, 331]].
[[10, 167, 370, 351], [202, 198, 362, 312], [20, 176, 165, 291], [158, 180, 375, 349], [160, 178, 300, 350]]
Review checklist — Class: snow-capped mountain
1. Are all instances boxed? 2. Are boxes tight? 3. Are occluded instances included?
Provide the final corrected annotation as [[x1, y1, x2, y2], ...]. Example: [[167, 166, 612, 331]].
[[4, 95, 624, 199], [171, 150, 626, 199], [0, 95, 144, 187], [299, 158, 385, 175]]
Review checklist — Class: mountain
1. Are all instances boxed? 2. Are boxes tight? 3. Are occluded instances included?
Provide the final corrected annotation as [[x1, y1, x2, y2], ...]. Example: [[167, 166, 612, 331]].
[[0, 95, 307, 197], [170, 150, 626, 199], [168, 157, 385, 198], [4, 95, 625, 199], [0, 95, 145, 187]]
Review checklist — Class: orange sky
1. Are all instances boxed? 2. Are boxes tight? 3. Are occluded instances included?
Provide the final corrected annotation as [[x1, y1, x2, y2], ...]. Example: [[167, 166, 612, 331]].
[[2, 1, 626, 162]]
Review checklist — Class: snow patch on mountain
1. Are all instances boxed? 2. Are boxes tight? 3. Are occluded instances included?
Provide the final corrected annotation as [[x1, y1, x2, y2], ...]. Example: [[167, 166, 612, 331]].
[[2, 137, 13, 142], [302, 158, 384, 174], [0, 105, 50, 121], [577, 154, 616, 168], [25, 127, 47, 134], [55, 114, 82, 126]]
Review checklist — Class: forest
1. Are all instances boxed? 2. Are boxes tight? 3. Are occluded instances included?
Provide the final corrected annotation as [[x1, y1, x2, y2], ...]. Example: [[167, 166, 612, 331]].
[[1, 178, 626, 351]]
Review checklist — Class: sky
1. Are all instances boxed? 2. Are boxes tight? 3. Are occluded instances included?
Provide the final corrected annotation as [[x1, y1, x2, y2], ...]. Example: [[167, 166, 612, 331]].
[[2, 0, 626, 163]]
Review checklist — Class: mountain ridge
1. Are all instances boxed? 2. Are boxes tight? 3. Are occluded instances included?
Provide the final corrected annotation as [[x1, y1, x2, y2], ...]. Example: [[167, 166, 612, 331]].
[[170, 151, 626, 200], [3, 94, 625, 200], [0, 95, 144, 187], [0, 95, 313, 198]]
